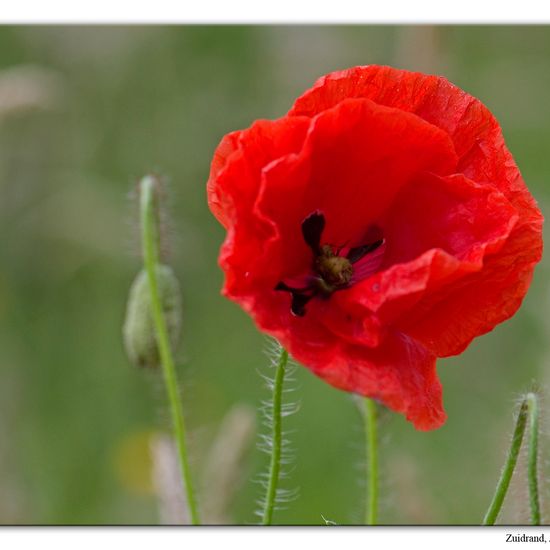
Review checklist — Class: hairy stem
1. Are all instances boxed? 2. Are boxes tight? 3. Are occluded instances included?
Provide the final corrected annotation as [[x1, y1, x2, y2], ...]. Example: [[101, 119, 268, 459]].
[[261, 346, 288, 525], [140, 175, 200, 525], [526, 393, 540, 525], [482, 399, 528, 526], [363, 398, 379, 525]]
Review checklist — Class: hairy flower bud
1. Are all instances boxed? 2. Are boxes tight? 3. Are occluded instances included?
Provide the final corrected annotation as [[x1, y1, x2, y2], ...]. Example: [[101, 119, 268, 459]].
[[123, 264, 182, 369]]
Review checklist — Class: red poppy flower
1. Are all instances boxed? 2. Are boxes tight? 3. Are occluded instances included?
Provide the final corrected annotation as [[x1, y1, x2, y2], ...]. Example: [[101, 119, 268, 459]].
[[207, 65, 543, 430]]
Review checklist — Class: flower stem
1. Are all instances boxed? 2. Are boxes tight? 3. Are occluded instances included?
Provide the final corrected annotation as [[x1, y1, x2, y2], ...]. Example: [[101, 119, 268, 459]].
[[526, 392, 540, 525], [261, 346, 288, 526], [140, 175, 200, 525], [363, 398, 378, 525], [482, 399, 528, 526]]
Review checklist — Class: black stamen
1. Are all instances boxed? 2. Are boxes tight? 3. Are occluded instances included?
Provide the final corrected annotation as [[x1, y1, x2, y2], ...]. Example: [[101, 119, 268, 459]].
[[277, 214, 385, 317], [290, 293, 314, 317], [275, 281, 294, 292], [301, 211, 325, 254], [347, 239, 384, 264], [275, 281, 316, 317]]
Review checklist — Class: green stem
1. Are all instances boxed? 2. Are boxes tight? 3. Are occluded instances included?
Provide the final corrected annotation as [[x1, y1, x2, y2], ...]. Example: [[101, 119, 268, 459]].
[[363, 398, 379, 525], [140, 175, 200, 525], [482, 399, 528, 526], [526, 393, 540, 525], [261, 346, 288, 526]]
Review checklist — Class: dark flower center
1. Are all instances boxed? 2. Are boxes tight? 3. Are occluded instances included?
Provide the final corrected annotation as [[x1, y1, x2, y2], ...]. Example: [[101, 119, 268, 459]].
[[275, 211, 384, 317], [314, 245, 353, 293]]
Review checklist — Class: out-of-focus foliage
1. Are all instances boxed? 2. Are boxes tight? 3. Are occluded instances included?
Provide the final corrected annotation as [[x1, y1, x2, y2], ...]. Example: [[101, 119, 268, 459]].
[[0, 26, 548, 525]]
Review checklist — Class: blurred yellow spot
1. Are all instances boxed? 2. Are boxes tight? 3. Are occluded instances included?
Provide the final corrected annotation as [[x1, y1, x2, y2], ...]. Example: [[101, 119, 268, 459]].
[[111, 429, 157, 496]]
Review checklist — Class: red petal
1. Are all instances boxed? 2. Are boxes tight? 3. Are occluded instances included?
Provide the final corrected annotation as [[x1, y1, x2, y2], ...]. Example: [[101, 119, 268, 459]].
[[209, 117, 312, 296], [396, 217, 542, 357], [382, 172, 518, 266], [283, 326, 445, 431], [207, 117, 310, 229], [335, 172, 523, 341], [289, 65, 542, 232], [350, 240, 386, 283], [290, 66, 544, 357], [207, 130, 242, 228], [208, 65, 544, 431], [255, 98, 458, 280]]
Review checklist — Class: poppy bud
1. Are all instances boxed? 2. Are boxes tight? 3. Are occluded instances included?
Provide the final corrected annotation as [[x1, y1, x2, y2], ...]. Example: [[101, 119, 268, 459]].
[[123, 264, 182, 369]]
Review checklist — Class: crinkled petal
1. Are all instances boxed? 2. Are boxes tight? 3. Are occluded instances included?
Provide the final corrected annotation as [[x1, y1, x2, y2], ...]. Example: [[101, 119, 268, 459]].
[[207, 64, 544, 431], [209, 117, 312, 297], [396, 217, 543, 357], [255, 97, 458, 280], [281, 327, 445, 431], [331, 171, 528, 355], [289, 65, 542, 237]]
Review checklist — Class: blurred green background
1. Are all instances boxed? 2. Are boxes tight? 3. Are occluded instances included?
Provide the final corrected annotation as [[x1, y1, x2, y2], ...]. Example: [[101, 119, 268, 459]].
[[0, 25, 548, 525]]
